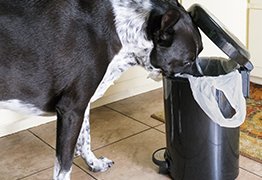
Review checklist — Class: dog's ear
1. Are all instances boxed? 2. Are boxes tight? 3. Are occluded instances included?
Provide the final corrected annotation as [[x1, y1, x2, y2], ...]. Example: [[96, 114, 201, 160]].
[[161, 10, 180, 31], [170, 0, 179, 6], [154, 10, 180, 47]]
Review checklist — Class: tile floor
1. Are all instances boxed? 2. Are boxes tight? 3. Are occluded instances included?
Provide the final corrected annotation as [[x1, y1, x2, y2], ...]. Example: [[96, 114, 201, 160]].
[[0, 88, 262, 180]]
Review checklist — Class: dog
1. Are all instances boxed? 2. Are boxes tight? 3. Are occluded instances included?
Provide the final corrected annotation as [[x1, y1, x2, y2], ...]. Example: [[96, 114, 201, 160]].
[[0, 0, 202, 179]]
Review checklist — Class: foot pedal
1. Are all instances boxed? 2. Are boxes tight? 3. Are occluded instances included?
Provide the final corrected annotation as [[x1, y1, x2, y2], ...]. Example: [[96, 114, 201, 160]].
[[152, 148, 169, 174]]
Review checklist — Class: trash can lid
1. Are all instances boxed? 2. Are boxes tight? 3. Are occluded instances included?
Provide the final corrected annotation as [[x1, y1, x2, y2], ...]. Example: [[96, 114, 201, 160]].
[[187, 4, 253, 71]]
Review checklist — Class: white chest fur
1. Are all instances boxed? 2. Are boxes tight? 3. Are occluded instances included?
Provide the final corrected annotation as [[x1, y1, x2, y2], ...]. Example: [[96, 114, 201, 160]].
[[0, 99, 52, 116], [91, 0, 161, 103], [90, 51, 137, 103]]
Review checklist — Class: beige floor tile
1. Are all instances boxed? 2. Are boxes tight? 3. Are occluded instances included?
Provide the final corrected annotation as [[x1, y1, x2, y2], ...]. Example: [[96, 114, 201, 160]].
[[30, 106, 149, 151], [30, 121, 57, 149], [107, 88, 164, 127], [239, 155, 262, 177], [0, 131, 55, 180], [237, 168, 262, 179], [89, 106, 150, 150], [74, 129, 170, 180], [22, 164, 95, 180]]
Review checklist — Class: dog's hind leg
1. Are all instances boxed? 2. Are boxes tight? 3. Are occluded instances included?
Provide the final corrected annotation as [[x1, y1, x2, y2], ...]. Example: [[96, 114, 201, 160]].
[[75, 103, 114, 172], [53, 101, 86, 180]]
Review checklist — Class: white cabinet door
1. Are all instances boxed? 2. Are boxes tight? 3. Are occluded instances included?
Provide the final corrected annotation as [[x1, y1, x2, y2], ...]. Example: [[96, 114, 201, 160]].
[[250, 0, 262, 5], [248, 8, 262, 78]]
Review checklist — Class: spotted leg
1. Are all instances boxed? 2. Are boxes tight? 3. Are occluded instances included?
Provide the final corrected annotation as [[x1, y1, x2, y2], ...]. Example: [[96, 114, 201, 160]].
[[75, 103, 114, 172]]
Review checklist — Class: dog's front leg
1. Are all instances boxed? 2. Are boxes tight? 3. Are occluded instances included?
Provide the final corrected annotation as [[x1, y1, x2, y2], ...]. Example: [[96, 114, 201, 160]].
[[53, 105, 85, 180], [75, 103, 114, 172]]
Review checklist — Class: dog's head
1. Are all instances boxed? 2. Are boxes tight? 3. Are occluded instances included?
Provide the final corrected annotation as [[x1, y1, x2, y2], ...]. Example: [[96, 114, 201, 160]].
[[148, 2, 203, 77]]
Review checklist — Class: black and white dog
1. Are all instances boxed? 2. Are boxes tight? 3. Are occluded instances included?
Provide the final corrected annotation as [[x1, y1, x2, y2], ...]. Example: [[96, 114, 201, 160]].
[[0, 0, 202, 179]]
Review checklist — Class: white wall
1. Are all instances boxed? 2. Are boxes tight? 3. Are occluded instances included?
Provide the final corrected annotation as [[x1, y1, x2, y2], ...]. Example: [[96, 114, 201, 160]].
[[247, 1, 262, 84], [182, 0, 247, 57], [91, 66, 162, 109]]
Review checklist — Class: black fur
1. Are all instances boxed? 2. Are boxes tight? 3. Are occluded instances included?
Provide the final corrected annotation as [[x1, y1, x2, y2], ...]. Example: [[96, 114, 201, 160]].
[[0, 0, 202, 178], [147, 1, 203, 76], [0, 0, 121, 173], [0, 0, 121, 111]]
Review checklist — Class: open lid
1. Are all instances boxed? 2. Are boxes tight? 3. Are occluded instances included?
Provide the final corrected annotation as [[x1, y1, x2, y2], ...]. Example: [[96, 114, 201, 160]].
[[187, 4, 253, 71]]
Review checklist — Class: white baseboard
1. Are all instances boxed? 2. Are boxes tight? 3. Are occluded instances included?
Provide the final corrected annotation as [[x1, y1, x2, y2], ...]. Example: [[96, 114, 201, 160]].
[[91, 77, 162, 108], [251, 76, 262, 85], [0, 113, 56, 137]]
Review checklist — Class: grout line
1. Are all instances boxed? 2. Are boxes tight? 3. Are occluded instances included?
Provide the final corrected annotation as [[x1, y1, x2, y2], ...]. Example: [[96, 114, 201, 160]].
[[72, 162, 98, 180], [17, 166, 54, 180], [28, 129, 56, 151], [104, 105, 152, 128], [152, 124, 166, 134], [153, 123, 165, 128], [239, 167, 262, 178]]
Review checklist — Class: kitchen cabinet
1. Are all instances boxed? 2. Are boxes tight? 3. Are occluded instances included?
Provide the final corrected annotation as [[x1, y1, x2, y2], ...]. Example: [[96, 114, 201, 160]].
[[248, 2, 262, 82]]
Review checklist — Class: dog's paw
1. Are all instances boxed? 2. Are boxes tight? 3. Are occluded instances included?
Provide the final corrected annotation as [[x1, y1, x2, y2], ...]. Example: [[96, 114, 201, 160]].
[[88, 156, 114, 172]]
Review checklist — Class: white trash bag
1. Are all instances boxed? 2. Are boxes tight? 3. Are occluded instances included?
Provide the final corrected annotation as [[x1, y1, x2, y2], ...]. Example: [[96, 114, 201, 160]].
[[178, 57, 246, 128], [187, 70, 246, 128]]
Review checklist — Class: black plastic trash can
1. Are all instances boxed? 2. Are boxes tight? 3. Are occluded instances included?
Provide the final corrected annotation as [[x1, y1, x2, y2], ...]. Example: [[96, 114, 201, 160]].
[[162, 74, 239, 180], [152, 4, 254, 180]]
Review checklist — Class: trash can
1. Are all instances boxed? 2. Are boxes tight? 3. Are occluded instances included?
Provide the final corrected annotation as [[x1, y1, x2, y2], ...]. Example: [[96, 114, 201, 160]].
[[152, 4, 253, 180]]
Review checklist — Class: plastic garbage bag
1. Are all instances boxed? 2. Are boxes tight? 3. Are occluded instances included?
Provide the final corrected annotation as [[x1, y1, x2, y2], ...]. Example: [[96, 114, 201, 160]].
[[178, 57, 246, 127], [187, 70, 246, 127]]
